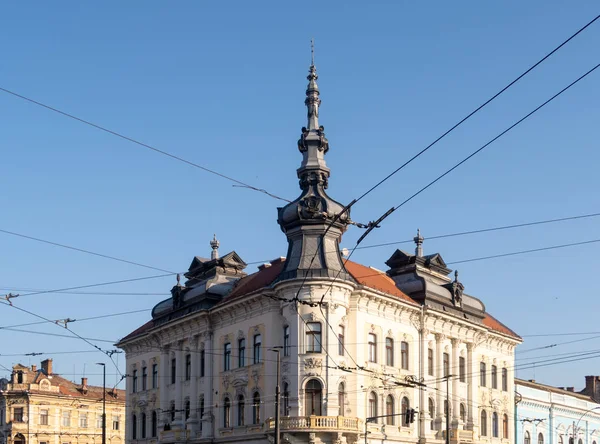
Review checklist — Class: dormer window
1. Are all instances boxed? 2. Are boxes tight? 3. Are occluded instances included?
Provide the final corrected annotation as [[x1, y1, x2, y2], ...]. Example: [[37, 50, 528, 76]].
[[17, 372, 23, 384]]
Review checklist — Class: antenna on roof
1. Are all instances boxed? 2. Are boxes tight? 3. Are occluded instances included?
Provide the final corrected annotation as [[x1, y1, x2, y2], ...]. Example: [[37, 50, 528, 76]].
[[311, 38, 315, 66]]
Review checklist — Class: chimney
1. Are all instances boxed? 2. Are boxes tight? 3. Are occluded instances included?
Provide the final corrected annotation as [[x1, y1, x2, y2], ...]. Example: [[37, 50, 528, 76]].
[[81, 377, 88, 390], [566, 387, 575, 392], [41, 359, 53, 375], [31, 365, 37, 372], [583, 376, 600, 402]]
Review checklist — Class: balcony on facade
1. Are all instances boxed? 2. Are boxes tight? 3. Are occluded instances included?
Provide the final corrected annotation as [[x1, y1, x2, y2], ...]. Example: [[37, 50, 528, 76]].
[[265, 416, 363, 434]]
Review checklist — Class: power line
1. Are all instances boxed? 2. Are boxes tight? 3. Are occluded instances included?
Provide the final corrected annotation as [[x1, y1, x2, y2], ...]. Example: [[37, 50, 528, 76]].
[[355, 211, 600, 251], [447, 238, 600, 265], [0, 326, 116, 343], [0, 89, 289, 203], [0, 287, 168, 296], [0, 308, 149, 330], [351, 13, 600, 205], [361, 61, 600, 241], [0, 228, 174, 273]]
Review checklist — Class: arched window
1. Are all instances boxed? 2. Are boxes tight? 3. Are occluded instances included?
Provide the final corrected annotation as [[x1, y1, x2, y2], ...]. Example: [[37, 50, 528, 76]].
[[283, 383, 290, 416], [132, 414, 137, 440], [401, 397, 410, 427], [223, 397, 231, 428], [460, 404, 466, 423], [428, 398, 435, 430], [368, 392, 378, 421], [237, 395, 245, 426], [141, 413, 147, 439], [252, 392, 261, 424], [480, 410, 487, 436], [558, 436, 564, 444], [524, 430, 531, 444], [151, 411, 157, 438], [538, 433, 544, 444], [338, 383, 345, 417], [503, 414, 509, 438], [386, 395, 394, 425], [578, 439, 583, 444], [492, 412, 498, 438], [305, 380, 323, 416]]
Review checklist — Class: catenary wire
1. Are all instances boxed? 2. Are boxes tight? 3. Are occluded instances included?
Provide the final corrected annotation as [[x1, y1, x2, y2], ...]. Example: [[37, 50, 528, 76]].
[[0, 88, 289, 203], [351, 14, 600, 205], [0, 308, 149, 330], [0, 228, 174, 273]]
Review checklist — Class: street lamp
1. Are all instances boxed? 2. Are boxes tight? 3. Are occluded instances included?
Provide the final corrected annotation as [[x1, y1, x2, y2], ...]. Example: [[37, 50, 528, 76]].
[[445, 375, 454, 444], [96, 363, 106, 444], [269, 347, 283, 444], [572, 406, 600, 444]]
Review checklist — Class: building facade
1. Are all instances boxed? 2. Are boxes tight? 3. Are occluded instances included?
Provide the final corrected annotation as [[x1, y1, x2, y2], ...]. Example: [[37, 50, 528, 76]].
[[515, 379, 600, 444], [0, 359, 126, 444], [117, 59, 521, 444]]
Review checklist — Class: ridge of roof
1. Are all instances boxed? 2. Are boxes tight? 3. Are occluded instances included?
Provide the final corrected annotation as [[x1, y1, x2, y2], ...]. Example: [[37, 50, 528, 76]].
[[515, 377, 593, 401], [344, 260, 417, 305]]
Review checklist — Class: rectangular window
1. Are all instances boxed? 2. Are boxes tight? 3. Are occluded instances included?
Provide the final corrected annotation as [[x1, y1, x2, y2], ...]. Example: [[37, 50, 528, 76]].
[[502, 368, 508, 391], [199, 398, 204, 431], [428, 348, 434, 376], [132, 369, 138, 393], [96, 415, 103, 429], [142, 366, 148, 390], [283, 326, 290, 357], [459, 357, 466, 382], [238, 338, 246, 367], [171, 358, 176, 384], [386, 338, 394, 366], [480, 362, 487, 387], [14, 407, 24, 422], [79, 413, 88, 428], [224, 343, 232, 371], [492, 365, 498, 389], [152, 364, 158, 389], [401, 341, 409, 370], [253, 334, 262, 364], [185, 354, 191, 380], [200, 350, 205, 377], [443, 353, 450, 377], [40, 409, 49, 425], [338, 325, 345, 356], [306, 322, 322, 353], [368, 333, 377, 362], [112, 415, 120, 431], [62, 411, 70, 427]]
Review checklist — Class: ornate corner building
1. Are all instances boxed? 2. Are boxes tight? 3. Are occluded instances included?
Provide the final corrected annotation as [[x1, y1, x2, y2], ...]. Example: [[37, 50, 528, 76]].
[[0, 359, 126, 444], [117, 59, 522, 444]]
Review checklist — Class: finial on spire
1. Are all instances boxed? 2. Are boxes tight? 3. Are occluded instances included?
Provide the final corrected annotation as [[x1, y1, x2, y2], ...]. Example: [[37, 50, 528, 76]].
[[210, 234, 220, 260], [305, 40, 321, 131], [176, 273, 181, 286], [454, 270, 459, 282], [414, 228, 424, 257]]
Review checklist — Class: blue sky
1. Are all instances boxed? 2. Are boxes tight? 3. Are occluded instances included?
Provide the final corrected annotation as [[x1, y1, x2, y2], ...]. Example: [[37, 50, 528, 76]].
[[1, 1, 599, 390]]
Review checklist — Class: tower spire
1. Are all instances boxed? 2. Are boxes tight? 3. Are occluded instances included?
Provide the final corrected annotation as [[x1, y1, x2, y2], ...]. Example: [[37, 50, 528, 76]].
[[414, 228, 424, 257], [276, 44, 351, 282]]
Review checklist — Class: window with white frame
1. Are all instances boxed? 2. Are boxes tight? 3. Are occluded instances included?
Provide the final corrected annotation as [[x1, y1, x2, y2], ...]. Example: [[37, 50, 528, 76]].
[[306, 322, 322, 353], [368, 333, 377, 363]]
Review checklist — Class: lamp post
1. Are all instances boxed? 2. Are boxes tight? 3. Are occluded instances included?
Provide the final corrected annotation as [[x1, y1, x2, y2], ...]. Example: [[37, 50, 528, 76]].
[[573, 406, 600, 444], [96, 363, 106, 444], [269, 347, 283, 444]]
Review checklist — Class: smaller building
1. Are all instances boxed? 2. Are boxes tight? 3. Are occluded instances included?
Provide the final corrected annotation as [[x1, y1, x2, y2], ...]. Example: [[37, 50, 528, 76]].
[[0, 359, 126, 444], [516, 378, 600, 444]]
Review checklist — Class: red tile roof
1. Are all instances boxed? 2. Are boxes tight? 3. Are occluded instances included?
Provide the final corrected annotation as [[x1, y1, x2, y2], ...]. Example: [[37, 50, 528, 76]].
[[344, 260, 417, 305], [483, 313, 521, 340], [119, 257, 519, 342]]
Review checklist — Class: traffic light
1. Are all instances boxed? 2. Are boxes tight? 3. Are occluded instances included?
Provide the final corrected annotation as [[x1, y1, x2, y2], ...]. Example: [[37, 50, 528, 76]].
[[410, 408, 416, 423], [404, 409, 411, 425]]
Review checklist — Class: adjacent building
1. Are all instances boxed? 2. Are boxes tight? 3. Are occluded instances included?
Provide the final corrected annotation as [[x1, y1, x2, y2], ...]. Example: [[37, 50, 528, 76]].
[[117, 58, 521, 444], [0, 359, 126, 444], [515, 378, 600, 444]]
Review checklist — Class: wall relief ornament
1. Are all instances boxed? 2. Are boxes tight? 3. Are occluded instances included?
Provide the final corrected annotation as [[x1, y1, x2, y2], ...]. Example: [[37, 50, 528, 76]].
[[303, 358, 322, 376]]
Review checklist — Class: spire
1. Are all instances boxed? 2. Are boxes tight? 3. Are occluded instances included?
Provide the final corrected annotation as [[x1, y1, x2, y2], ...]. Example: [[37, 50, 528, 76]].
[[414, 228, 424, 257], [210, 234, 220, 260], [276, 44, 351, 282]]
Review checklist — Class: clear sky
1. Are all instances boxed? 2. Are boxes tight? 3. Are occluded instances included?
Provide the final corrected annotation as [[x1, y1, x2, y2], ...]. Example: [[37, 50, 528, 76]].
[[1, 1, 599, 390]]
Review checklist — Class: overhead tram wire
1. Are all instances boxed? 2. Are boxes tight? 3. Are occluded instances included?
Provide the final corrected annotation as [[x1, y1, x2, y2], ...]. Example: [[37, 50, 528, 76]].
[[0, 90, 289, 204], [0, 326, 117, 343], [0, 228, 174, 273], [350, 13, 600, 206], [356, 61, 600, 246], [0, 308, 150, 330]]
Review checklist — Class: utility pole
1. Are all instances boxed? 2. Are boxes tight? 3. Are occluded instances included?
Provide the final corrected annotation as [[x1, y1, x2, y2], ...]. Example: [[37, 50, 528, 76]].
[[269, 347, 282, 444], [446, 375, 453, 444], [96, 363, 106, 444]]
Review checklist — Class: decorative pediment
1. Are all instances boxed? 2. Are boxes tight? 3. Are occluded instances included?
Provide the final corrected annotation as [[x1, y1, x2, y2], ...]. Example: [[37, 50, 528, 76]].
[[385, 249, 415, 269]]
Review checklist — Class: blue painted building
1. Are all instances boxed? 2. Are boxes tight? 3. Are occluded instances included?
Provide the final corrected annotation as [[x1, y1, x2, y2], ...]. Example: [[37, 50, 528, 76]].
[[516, 379, 600, 444]]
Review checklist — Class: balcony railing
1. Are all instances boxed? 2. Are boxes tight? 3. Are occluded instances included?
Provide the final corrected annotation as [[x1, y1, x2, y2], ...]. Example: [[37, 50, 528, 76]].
[[265, 416, 362, 433], [442, 429, 475, 443], [159, 429, 190, 442]]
